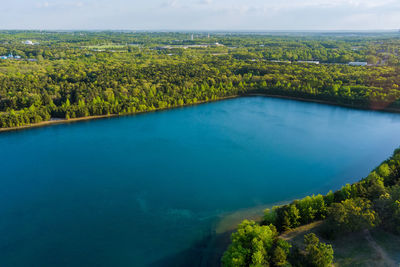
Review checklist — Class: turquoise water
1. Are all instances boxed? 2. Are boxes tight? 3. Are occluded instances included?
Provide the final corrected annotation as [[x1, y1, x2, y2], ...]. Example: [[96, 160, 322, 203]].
[[1, 96, 400, 266]]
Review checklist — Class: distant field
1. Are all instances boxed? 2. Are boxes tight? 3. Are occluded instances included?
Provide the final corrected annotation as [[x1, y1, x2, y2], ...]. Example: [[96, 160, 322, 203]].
[[0, 62, 48, 74], [83, 44, 127, 49]]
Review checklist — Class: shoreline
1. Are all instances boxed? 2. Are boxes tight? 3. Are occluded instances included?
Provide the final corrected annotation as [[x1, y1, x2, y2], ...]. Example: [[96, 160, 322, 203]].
[[245, 93, 400, 114], [199, 201, 290, 266], [0, 114, 119, 133], [0, 95, 238, 133], [214, 201, 289, 234], [1, 93, 400, 133]]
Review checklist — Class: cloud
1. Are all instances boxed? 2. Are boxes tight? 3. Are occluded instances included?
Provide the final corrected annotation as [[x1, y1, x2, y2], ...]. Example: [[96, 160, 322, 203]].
[[197, 0, 213, 5], [35, 2, 49, 8], [35, 1, 84, 9], [1, 0, 400, 30], [160, 0, 180, 8]]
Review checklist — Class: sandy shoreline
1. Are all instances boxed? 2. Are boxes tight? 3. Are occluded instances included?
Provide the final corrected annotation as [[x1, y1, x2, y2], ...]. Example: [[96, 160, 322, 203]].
[[0, 114, 120, 133], [196, 201, 290, 266], [214, 201, 289, 234]]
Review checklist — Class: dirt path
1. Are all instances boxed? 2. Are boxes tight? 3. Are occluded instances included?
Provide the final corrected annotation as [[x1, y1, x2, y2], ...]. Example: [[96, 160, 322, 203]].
[[364, 229, 398, 267], [279, 221, 323, 241]]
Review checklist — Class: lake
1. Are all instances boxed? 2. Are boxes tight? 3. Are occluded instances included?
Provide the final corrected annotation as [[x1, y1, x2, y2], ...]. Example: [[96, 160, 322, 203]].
[[1, 96, 400, 266]]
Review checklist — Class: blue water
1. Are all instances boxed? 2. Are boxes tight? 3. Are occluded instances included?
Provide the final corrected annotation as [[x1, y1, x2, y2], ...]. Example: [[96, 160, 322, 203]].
[[1, 96, 400, 266]]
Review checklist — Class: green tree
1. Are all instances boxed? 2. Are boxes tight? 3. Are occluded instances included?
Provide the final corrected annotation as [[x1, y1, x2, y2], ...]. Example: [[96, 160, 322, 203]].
[[222, 220, 278, 267], [272, 239, 291, 266], [304, 233, 334, 267], [326, 198, 377, 235]]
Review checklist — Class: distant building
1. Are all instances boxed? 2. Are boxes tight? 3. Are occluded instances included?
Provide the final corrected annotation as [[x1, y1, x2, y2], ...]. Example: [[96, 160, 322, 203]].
[[155, 46, 173, 50], [156, 44, 210, 50], [270, 60, 291, 63], [348, 62, 368, 66], [187, 44, 208, 48], [0, 54, 22, 60], [297, 60, 320, 64], [211, 52, 228, 56], [23, 40, 34, 45]]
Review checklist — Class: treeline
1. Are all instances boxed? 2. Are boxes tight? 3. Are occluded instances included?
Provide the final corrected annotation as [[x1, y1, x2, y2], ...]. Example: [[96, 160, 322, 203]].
[[0, 105, 51, 128], [242, 63, 400, 110], [222, 148, 400, 266], [0, 60, 243, 128], [1, 32, 400, 129], [1, 58, 400, 128], [1, 31, 399, 65]]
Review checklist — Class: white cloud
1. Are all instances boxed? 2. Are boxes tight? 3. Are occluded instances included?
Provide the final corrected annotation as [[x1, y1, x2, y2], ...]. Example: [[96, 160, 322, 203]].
[[1, 0, 400, 30], [197, 0, 213, 5], [35, 1, 84, 9], [161, 0, 180, 8]]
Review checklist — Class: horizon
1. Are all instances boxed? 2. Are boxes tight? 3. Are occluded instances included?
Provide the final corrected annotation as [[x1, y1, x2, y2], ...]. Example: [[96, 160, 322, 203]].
[[2, 0, 400, 31], [0, 29, 398, 33]]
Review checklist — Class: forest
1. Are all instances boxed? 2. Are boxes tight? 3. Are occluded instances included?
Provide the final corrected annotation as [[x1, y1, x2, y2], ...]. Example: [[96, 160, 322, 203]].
[[1, 31, 400, 266], [222, 148, 400, 266], [0, 31, 400, 128]]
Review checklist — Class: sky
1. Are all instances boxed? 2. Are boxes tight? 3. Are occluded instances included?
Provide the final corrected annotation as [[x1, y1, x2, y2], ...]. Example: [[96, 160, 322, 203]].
[[0, 0, 399, 30]]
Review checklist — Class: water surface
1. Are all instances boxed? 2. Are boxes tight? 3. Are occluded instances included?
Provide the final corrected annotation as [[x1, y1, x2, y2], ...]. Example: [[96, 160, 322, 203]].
[[1, 96, 400, 266]]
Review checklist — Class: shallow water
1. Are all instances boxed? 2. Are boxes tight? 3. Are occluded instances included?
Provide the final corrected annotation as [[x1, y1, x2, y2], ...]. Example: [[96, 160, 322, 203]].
[[1, 96, 400, 266]]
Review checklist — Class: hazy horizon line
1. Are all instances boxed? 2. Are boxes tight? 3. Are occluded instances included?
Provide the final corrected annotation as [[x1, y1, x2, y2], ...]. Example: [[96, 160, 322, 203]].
[[0, 29, 399, 33]]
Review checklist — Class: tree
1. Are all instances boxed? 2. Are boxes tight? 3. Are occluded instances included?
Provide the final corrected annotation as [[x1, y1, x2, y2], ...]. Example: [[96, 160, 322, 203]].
[[366, 55, 378, 65], [222, 220, 278, 267], [263, 208, 277, 225], [272, 246, 287, 266], [272, 239, 291, 266], [304, 233, 334, 267], [325, 198, 377, 235], [288, 205, 301, 228]]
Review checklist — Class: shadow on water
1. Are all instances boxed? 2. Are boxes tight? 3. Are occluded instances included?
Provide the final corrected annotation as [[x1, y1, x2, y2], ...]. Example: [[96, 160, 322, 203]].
[[149, 231, 233, 267], [149, 202, 287, 267]]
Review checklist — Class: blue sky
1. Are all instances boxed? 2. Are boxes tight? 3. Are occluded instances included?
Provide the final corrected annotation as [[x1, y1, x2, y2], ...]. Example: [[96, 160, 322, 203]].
[[1, 0, 399, 30]]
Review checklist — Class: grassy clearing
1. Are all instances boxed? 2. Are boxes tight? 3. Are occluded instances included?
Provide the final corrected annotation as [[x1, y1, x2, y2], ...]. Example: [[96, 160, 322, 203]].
[[280, 221, 323, 244], [0, 61, 48, 74], [280, 222, 399, 266], [371, 229, 400, 264], [332, 231, 382, 267]]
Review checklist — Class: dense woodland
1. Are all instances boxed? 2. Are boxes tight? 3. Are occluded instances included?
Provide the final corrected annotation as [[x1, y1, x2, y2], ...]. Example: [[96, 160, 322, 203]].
[[1, 31, 400, 128], [2, 31, 400, 266], [222, 148, 400, 266]]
